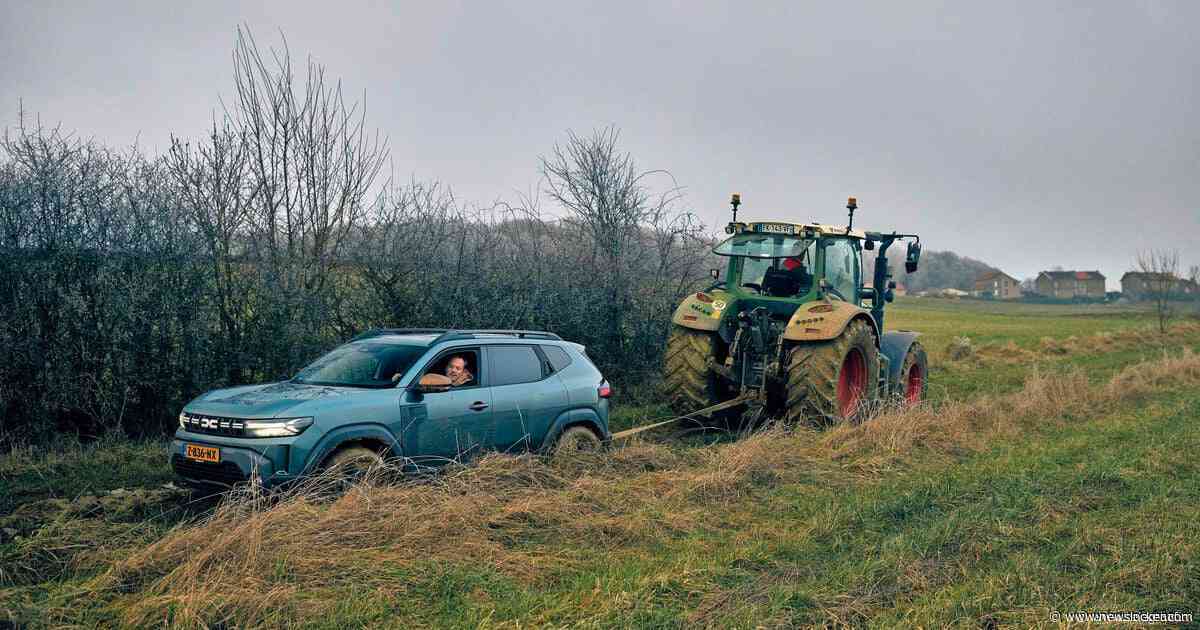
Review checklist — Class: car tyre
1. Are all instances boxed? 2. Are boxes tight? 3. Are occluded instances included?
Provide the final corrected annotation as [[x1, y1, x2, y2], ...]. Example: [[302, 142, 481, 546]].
[[553, 426, 602, 456], [321, 445, 385, 487]]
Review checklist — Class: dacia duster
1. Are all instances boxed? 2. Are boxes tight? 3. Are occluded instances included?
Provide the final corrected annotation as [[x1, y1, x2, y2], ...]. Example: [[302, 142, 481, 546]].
[[171, 329, 611, 487]]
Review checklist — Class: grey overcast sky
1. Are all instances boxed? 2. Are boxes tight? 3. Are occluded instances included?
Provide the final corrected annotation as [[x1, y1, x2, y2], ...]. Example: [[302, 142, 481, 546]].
[[3, 1, 1198, 286]]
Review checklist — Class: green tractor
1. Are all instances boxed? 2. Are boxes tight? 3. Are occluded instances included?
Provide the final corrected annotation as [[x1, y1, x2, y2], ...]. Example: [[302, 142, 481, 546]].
[[663, 195, 927, 424]]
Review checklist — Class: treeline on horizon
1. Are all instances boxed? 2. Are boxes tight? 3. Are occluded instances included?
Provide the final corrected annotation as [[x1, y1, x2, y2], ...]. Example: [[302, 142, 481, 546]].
[[0, 30, 994, 444], [868, 249, 998, 293]]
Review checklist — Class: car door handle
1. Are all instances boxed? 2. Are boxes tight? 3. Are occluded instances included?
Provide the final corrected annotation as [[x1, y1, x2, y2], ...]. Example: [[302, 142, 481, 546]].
[[469, 401, 489, 411]]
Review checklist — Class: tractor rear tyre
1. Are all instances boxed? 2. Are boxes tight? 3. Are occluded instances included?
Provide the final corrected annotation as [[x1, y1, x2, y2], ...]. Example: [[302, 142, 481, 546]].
[[784, 318, 880, 424], [663, 325, 725, 417], [898, 341, 928, 405]]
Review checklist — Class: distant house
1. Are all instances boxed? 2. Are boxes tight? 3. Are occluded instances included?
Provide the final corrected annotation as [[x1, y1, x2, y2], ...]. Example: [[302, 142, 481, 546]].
[[1120, 272, 1200, 301], [862, 281, 908, 297], [973, 270, 1021, 300], [1035, 270, 1106, 300]]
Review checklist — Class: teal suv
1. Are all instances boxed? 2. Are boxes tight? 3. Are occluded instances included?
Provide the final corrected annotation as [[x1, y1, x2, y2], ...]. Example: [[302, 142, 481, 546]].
[[171, 330, 612, 487]]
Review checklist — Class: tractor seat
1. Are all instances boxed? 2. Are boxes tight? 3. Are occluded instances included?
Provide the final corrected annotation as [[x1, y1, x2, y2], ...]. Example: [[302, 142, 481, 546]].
[[762, 267, 800, 297]]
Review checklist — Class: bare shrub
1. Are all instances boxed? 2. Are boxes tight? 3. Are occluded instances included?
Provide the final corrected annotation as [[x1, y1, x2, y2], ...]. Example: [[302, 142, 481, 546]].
[[946, 336, 973, 360]]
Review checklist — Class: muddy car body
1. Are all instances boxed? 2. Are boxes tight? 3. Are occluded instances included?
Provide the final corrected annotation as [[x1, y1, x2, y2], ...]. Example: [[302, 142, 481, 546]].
[[171, 330, 611, 487]]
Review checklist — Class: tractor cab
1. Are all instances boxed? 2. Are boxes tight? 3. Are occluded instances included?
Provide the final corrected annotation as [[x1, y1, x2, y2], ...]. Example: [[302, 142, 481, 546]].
[[713, 221, 865, 308], [663, 194, 927, 426]]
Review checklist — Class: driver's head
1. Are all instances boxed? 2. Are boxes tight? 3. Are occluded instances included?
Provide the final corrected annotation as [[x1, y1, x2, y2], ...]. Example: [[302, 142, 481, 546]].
[[783, 256, 806, 271], [445, 356, 468, 380]]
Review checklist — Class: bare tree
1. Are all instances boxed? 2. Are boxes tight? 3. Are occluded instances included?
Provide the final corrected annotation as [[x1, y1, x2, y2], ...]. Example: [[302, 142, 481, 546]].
[[540, 127, 703, 360], [166, 118, 256, 382], [1136, 249, 1180, 334], [227, 26, 389, 368]]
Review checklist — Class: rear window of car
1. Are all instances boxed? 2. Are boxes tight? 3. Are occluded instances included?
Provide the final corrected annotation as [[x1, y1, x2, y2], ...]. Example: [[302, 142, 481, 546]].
[[488, 345, 544, 386], [542, 345, 572, 372]]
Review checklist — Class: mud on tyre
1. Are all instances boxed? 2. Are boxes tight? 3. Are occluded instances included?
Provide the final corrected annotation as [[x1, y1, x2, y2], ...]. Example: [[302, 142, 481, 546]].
[[784, 318, 879, 424], [662, 325, 728, 416]]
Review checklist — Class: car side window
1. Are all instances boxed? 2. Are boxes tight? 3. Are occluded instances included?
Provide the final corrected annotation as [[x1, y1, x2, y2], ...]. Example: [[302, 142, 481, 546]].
[[542, 346, 572, 373], [489, 345, 544, 386], [423, 348, 482, 389]]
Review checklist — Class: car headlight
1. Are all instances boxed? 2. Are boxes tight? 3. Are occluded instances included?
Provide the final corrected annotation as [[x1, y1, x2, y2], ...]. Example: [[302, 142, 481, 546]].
[[242, 416, 314, 438], [178, 412, 188, 430]]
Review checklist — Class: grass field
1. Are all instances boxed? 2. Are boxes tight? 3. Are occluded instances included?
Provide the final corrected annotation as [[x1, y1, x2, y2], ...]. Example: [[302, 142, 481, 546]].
[[2, 298, 1199, 628]]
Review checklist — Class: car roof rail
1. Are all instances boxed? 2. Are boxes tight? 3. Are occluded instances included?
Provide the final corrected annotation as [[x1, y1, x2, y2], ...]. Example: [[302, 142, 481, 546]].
[[351, 328, 450, 341], [432, 329, 563, 344]]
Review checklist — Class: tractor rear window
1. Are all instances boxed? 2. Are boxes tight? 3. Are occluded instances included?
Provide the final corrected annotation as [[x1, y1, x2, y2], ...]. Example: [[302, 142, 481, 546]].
[[714, 234, 813, 258]]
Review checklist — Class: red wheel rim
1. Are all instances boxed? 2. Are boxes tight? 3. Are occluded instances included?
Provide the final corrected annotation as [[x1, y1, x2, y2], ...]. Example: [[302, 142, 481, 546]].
[[837, 348, 867, 418], [905, 363, 924, 404]]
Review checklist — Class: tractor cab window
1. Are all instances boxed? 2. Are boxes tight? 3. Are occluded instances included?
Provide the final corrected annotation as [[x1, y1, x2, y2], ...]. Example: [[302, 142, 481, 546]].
[[734, 240, 816, 298], [821, 239, 860, 304], [714, 233, 813, 259]]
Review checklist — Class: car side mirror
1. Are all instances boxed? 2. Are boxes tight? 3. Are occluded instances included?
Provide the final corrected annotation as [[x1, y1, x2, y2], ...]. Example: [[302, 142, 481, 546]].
[[413, 373, 452, 394], [864, 238, 875, 251], [710, 268, 720, 280], [905, 241, 921, 273]]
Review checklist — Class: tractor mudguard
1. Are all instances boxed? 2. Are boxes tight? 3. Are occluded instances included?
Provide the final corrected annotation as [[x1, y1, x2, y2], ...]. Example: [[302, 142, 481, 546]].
[[670, 291, 730, 332], [782, 300, 880, 344], [879, 330, 921, 386]]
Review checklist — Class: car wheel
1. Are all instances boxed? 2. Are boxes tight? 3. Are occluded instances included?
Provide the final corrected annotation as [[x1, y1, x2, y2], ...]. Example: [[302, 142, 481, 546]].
[[321, 446, 385, 487], [553, 426, 602, 456]]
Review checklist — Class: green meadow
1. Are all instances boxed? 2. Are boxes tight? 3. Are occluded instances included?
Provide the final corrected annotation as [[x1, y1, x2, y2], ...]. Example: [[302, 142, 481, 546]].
[[3, 298, 1199, 628]]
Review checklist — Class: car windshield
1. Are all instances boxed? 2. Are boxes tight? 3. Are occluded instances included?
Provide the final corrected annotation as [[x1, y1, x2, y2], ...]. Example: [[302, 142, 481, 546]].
[[292, 342, 428, 388], [714, 233, 813, 258]]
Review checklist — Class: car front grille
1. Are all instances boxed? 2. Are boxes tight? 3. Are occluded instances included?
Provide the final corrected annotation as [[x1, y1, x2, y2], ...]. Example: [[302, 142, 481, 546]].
[[180, 412, 248, 437], [171, 455, 249, 486]]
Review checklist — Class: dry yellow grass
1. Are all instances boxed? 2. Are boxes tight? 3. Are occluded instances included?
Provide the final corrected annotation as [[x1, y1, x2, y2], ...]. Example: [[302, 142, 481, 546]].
[[90, 348, 1200, 628]]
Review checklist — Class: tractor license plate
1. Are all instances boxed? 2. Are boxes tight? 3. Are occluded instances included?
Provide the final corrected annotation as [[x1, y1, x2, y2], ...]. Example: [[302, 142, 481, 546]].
[[185, 443, 220, 463], [753, 222, 794, 234]]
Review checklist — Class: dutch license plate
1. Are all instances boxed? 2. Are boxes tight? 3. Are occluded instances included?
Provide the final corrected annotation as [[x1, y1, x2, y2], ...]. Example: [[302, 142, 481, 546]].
[[185, 443, 220, 463], [754, 222, 794, 234]]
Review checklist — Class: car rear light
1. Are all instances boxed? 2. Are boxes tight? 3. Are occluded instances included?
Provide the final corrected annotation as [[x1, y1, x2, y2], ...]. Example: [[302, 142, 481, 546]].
[[695, 292, 713, 303], [598, 383, 612, 398]]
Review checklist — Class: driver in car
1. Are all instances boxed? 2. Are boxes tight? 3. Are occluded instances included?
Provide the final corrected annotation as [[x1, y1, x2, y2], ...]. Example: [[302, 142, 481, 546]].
[[444, 354, 474, 386]]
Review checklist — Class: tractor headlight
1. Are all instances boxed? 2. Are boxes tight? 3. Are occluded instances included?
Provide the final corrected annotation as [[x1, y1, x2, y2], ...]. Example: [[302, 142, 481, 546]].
[[242, 417, 314, 438]]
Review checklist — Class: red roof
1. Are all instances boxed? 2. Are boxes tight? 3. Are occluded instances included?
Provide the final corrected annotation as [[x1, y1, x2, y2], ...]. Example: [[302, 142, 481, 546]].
[[1041, 270, 1105, 280]]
